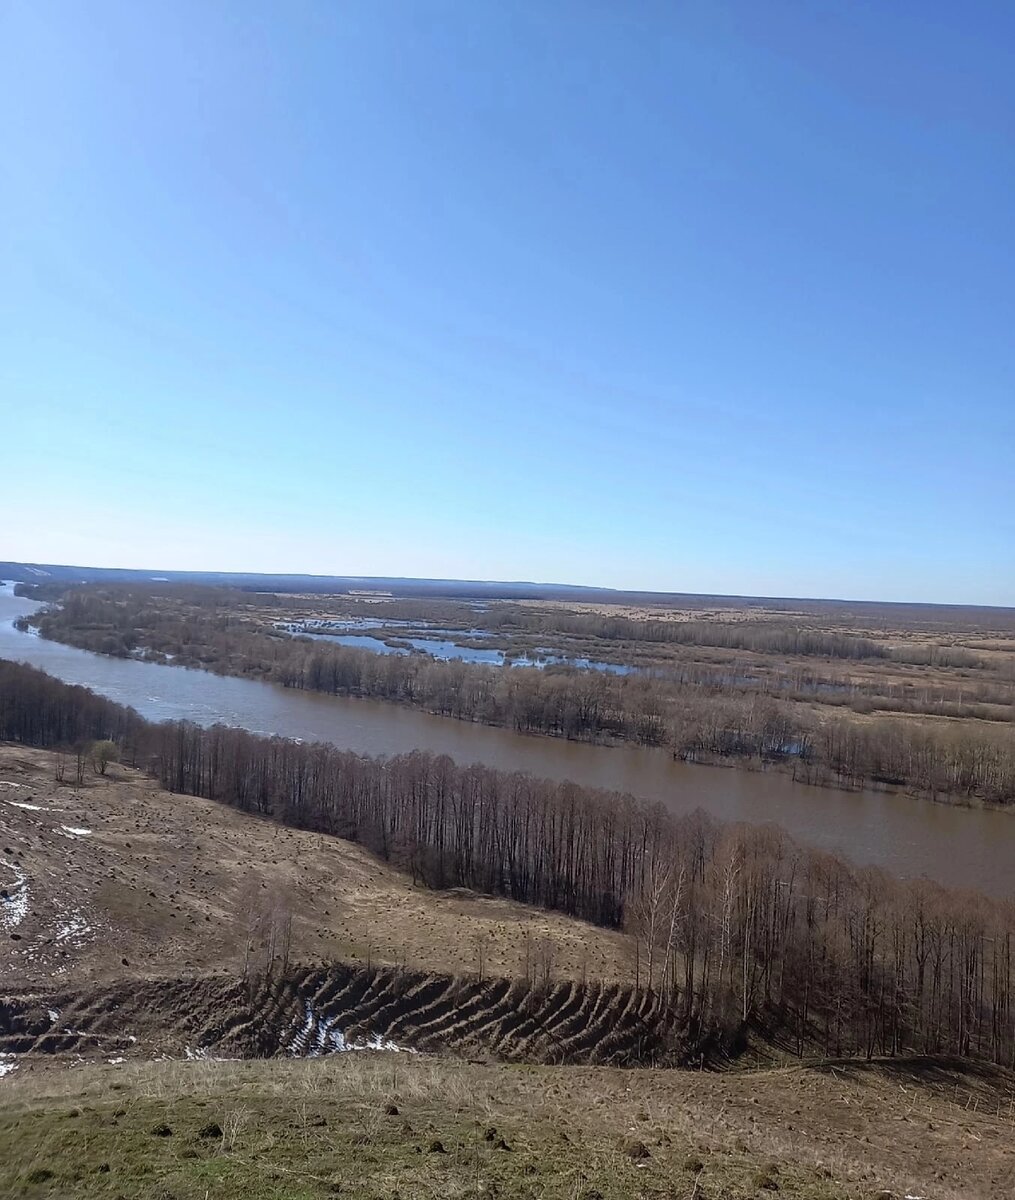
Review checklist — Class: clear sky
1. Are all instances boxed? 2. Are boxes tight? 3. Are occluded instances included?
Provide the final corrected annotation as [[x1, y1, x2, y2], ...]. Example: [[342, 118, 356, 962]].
[[2, 2, 1013, 604]]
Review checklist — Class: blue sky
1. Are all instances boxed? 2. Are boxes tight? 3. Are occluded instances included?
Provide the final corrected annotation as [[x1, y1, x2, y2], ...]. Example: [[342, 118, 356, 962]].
[[2, 1, 1012, 604]]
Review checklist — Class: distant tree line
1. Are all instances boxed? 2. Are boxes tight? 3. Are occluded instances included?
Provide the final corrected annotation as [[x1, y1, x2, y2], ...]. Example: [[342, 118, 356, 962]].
[[2, 657, 1015, 1064], [478, 608, 987, 667]]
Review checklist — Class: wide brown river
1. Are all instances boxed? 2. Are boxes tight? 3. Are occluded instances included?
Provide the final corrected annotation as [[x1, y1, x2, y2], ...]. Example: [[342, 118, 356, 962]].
[[1, 585, 1011, 895]]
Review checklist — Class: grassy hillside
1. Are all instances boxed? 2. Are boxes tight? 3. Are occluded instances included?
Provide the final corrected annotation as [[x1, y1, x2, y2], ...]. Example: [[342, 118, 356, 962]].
[[5, 1053, 1012, 1199]]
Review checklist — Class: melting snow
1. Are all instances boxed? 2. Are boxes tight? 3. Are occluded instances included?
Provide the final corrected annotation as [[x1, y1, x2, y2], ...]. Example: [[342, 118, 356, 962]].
[[6, 800, 44, 811], [333, 1029, 413, 1054], [0, 861, 29, 929], [184, 1046, 235, 1062], [0, 1055, 17, 1079], [288, 1001, 416, 1057], [47, 1009, 60, 1023], [55, 913, 92, 942], [59, 826, 92, 838]]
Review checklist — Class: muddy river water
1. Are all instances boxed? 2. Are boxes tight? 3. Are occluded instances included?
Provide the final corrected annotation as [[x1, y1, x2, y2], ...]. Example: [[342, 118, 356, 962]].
[[1, 584, 1011, 896]]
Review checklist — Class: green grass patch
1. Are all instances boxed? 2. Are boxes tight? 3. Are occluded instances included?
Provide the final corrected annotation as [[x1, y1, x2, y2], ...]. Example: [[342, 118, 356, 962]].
[[0, 1060, 857, 1200]]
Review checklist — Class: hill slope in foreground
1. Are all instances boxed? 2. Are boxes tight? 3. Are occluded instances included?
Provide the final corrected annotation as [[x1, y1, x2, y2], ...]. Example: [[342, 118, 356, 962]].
[[0, 745, 628, 990], [2, 746, 1014, 1198]]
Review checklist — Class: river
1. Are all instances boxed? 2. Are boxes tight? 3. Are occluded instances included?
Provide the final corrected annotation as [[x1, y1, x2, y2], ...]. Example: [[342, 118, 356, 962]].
[[0, 584, 1009, 896]]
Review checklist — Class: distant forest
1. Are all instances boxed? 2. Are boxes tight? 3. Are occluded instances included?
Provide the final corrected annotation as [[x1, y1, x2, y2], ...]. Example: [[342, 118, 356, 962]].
[[17, 585, 1015, 806], [3, 657, 1015, 1066]]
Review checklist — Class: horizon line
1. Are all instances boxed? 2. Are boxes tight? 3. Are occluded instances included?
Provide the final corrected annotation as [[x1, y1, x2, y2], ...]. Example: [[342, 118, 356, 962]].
[[2, 559, 1013, 613]]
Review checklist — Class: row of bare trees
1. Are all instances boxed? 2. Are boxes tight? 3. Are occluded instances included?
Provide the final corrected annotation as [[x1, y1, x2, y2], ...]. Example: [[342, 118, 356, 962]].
[[0, 661, 143, 747], [630, 822, 1015, 1062]]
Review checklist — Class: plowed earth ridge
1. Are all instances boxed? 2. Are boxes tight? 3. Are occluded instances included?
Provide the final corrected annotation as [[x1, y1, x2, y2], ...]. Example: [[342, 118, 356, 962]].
[[1, 963, 688, 1067]]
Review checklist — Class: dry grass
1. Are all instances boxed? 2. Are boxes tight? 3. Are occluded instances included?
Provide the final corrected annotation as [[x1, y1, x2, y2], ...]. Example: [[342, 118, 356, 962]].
[[3, 1053, 1014, 1198], [0, 746, 632, 991]]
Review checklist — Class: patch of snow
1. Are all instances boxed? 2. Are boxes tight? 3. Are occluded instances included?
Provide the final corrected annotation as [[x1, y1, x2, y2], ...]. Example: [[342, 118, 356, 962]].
[[0, 1055, 17, 1078], [288, 1001, 416, 1058], [47, 1009, 60, 1023], [287, 1002, 316, 1056], [54, 912, 93, 942], [107, 1057, 125, 1065], [6, 800, 45, 811], [354, 1031, 416, 1054], [0, 861, 29, 930], [59, 826, 92, 838], [184, 1046, 235, 1062]]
